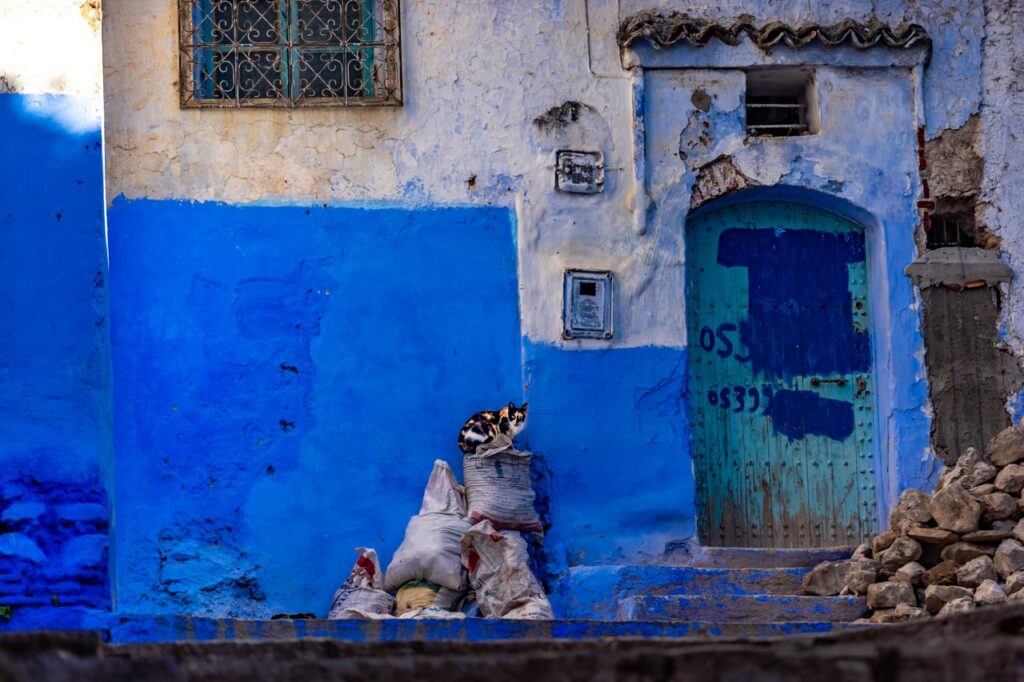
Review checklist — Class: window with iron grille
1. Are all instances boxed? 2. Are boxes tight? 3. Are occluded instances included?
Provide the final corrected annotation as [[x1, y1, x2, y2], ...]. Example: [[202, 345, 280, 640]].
[[927, 211, 977, 249], [178, 0, 401, 107], [745, 68, 818, 138]]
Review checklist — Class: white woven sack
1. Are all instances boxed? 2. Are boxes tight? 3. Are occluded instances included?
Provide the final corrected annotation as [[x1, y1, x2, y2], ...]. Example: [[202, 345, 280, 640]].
[[384, 460, 471, 592], [327, 547, 395, 619], [327, 586, 394, 619], [398, 605, 467, 620], [463, 448, 542, 534], [460, 520, 553, 620]]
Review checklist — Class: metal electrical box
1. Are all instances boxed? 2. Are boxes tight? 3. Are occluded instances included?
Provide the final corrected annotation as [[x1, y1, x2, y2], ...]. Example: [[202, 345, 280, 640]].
[[555, 151, 605, 194], [563, 269, 613, 339]]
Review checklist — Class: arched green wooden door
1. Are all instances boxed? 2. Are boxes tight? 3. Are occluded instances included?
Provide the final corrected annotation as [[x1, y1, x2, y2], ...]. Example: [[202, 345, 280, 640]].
[[686, 200, 877, 548]]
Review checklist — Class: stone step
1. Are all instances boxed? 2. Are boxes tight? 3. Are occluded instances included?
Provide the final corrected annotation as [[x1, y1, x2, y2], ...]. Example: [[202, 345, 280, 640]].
[[1, 608, 870, 643], [556, 565, 808, 620], [618, 594, 868, 623], [622, 566, 807, 595], [662, 544, 855, 569]]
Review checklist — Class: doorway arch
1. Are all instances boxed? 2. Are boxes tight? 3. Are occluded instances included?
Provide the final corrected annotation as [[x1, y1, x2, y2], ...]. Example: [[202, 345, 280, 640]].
[[686, 191, 880, 548]]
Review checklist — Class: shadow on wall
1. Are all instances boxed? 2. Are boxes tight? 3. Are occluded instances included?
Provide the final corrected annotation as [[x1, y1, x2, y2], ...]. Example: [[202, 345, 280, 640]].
[[0, 92, 111, 617]]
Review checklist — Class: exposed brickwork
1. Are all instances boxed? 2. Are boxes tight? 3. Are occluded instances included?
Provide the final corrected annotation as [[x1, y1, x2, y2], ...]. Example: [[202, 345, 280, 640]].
[[0, 478, 109, 611]]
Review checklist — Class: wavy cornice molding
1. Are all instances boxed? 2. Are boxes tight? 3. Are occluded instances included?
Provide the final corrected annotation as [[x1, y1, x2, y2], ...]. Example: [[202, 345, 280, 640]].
[[618, 12, 931, 58]]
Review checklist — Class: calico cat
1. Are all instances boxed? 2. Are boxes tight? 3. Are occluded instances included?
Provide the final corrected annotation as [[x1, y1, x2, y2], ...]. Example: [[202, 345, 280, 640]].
[[458, 401, 528, 455]]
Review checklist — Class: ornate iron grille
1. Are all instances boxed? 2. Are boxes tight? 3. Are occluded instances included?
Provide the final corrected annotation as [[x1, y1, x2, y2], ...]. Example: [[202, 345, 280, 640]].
[[178, 0, 401, 107]]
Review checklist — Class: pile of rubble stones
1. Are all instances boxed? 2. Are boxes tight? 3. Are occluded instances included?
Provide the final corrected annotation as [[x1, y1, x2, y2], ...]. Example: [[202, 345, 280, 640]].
[[804, 425, 1024, 623]]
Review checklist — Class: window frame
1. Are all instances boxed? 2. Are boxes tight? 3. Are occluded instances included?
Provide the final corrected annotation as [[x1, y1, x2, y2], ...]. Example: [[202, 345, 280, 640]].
[[744, 68, 818, 138], [178, 0, 402, 108]]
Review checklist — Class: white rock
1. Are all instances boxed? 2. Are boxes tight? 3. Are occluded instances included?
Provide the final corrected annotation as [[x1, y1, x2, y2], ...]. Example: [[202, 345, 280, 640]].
[[867, 581, 916, 609], [894, 561, 926, 585], [938, 596, 976, 617], [996, 464, 1024, 494], [878, 537, 923, 571], [894, 602, 929, 619], [955, 555, 997, 588], [924, 584, 973, 614], [929, 484, 982, 534], [1012, 518, 1024, 544], [1006, 571, 1024, 595], [974, 579, 1007, 605], [987, 427, 1024, 467], [851, 543, 872, 560], [994, 539, 1024, 579]]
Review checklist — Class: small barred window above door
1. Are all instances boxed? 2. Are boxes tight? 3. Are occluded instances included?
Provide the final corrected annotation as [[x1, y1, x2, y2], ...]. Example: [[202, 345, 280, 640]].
[[178, 0, 401, 108]]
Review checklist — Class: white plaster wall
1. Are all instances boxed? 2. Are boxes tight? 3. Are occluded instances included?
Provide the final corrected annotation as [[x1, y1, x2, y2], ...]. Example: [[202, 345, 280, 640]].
[[619, 0, 984, 139], [103, 2, 628, 206], [101, 0, 986, 352], [0, 0, 102, 97], [102, 0, 692, 348], [0, 0, 103, 133], [980, 0, 1024, 362]]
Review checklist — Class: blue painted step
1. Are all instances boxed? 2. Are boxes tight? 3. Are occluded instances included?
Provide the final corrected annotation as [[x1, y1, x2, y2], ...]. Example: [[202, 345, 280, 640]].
[[1, 608, 868, 643], [662, 544, 855, 568], [587, 565, 805, 595], [618, 595, 869, 623], [556, 565, 808, 620]]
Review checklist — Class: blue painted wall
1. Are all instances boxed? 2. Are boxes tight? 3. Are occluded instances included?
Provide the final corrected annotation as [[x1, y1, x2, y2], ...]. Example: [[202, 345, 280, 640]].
[[522, 341, 694, 573], [107, 199, 522, 617], [0, 94, 111, 616], [98, 199, 699, 619], [0, 145, 932, 628]]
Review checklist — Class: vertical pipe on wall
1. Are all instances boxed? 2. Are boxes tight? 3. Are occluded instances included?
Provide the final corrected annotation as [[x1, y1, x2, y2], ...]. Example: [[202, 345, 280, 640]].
[[630, 68, 649, 236], [97, 15, 117, 611], [583, 0, 649, 235]]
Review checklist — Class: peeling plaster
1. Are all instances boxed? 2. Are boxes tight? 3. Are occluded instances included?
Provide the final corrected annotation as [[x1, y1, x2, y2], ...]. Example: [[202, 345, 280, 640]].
[[618, 0, 983, 138], [690, 156, 758, 209]]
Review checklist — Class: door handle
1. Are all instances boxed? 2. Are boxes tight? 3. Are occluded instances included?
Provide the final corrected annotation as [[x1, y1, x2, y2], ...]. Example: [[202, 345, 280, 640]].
[[810, 377, 847, 387]]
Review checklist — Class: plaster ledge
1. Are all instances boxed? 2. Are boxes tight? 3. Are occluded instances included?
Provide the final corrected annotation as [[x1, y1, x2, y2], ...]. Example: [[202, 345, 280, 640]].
[[905, 247, 1013, 288]]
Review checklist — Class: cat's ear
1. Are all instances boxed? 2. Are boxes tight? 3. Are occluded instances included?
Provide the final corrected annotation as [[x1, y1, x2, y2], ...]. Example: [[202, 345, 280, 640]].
[[507, 401, 515, 412], [520, 402, 528, 413]]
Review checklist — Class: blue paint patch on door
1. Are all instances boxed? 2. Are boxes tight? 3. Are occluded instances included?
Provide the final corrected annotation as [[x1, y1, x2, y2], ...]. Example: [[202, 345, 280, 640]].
[[686, 201, 877, 548], [717, 228, 871, 380], [765, 390, 855, 442]]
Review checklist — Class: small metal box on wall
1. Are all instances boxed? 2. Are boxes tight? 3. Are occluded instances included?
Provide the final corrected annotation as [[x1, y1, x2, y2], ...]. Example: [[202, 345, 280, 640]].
[[563, 269, 613, 339], [555, 151, 605, 194]]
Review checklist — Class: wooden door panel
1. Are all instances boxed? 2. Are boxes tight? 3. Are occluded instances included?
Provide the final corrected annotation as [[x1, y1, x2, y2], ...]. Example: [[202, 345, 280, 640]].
[[686, 201, 877, 548]]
